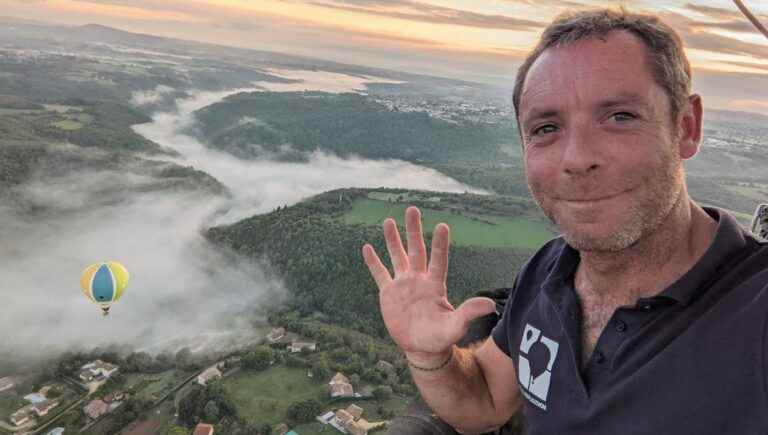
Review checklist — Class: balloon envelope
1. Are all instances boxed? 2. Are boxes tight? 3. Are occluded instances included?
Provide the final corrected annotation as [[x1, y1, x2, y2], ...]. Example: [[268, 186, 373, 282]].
[[80, 261, 129, 315]]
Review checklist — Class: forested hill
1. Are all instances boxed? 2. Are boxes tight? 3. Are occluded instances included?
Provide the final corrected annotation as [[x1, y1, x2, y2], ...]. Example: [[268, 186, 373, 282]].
[[0, 97, 228, 213], [192, 91, 517, 163], [205, 188, 556, 337], [190, 91, 531, 197]]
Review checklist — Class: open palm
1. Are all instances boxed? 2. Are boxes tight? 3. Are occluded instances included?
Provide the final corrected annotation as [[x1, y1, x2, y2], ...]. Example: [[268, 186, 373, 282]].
[[363, 206, 496, 361]]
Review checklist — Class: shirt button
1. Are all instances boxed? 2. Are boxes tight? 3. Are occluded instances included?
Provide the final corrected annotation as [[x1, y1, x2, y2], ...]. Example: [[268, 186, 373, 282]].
[[614, 320, 628, 332], [593, 351, 605, 364]]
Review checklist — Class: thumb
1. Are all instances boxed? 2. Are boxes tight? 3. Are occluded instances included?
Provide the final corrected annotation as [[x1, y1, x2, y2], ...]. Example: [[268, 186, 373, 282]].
[[455, 297, 497, 326]]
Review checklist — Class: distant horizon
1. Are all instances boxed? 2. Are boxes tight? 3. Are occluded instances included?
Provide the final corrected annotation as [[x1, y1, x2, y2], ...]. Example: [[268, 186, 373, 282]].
[[2, 0, 768, 115]]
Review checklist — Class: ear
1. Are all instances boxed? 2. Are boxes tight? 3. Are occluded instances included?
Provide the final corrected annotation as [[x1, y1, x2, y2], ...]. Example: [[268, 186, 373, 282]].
[[677, 94, 703, 160]]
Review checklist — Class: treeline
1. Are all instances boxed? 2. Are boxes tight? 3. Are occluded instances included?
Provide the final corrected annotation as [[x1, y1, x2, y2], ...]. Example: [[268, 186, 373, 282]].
[[206, 188, 533, 338], [0, 100, 175, 155], [431, 162, 532, 198], [371, 187, 536, 217]]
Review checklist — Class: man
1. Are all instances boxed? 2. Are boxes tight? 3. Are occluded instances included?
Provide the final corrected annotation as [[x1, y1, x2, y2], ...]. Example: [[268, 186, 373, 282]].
[[362, 8, 768, 435]]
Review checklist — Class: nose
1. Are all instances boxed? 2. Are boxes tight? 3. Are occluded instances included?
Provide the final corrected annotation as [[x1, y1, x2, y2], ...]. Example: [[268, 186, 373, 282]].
[[561, 124, 602, 176]]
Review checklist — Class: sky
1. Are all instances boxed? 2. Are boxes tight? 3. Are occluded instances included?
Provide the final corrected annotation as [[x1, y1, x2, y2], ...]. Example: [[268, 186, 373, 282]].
[[3, 0, 768, 113]]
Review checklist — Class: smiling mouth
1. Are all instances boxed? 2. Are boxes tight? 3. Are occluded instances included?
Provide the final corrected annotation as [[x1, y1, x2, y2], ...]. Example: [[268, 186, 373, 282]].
[[560, 189, 632, 203]]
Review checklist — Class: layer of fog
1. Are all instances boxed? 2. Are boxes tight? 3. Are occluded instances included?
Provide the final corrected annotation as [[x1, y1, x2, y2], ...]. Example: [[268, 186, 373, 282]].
[[134, 71, 485, 226], [254, 68, 403, 93], [0, 69, 483, 365], [130, 84, 175, 106], [0, 182, 283, 363]]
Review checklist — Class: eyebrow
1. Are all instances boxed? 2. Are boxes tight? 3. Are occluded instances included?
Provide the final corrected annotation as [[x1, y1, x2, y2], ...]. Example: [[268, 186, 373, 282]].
[[521, 91, 651, 127]]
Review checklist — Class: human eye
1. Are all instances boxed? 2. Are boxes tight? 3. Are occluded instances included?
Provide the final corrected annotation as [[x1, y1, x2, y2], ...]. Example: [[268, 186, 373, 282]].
[[610, 111, 636, 122], [531, 123, 558, 135]]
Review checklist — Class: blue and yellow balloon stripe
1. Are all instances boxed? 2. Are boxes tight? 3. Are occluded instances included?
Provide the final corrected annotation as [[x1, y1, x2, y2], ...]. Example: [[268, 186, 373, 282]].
[[80, 261, 129, 315]]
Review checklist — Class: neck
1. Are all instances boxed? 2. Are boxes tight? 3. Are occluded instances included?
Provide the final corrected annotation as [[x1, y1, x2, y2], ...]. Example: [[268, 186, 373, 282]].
[[575, 194, 717, 302]]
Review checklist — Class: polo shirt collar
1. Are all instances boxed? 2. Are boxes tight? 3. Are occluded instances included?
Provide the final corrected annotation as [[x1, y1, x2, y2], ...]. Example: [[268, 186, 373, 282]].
[[540, 207, 747, 306], [659, 207, 747, 306]]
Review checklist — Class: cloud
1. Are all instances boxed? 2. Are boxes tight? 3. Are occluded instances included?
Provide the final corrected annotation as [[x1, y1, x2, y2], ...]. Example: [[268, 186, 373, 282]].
[[210, 16, 260, 32], [720, 60, 768, 72], [501, 0, 599, 7], [689, 19, 757, 33], [683, 29, 768, 59], [725, 98, 768, 113], [685, 3, 744, 21], [0, 170, 285, 362], [305, 0, 544, 31], [656, 11, 768, 61], [683, 3, 768, 34], [694, 67, 768, 115], [130, 84, 175, 106], [74, 0, 543, 32]]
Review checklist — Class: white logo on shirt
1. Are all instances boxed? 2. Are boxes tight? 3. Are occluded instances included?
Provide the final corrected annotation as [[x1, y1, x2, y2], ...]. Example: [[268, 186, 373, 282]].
[[518, 323, 560, 410]]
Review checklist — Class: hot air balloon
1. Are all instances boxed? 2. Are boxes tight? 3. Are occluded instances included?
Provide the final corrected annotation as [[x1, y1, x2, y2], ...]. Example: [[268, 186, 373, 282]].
[[80, 261, 129, 316]]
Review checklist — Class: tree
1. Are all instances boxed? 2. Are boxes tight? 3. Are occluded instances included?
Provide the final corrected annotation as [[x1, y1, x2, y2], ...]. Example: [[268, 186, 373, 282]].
[[310, 359, 331, 380], [155, 352, 175, 371], [243, 347, 273, 371], [372, 386, 393, 400], [362, 368, 384, 384], [179, 387, 205, 425], [203, 400, 221, 422], [350, 374, 361, 386], [125, 352, 153, 373], [178, 383, 237, 426], [175, 347, 193, 369], [287, 398, 322, 423]]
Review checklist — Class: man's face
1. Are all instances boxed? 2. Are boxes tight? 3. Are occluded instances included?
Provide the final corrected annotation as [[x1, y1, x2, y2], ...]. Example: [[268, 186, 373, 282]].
[[519, 31, 686, 252]]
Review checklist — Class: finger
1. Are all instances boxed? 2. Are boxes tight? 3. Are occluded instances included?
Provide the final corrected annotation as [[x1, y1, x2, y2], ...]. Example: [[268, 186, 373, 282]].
[[383, 218, 409, 275], [455, 297, 497, 326], [362, 244, 392, 290], [428, 223, 450, 283], [406, 206, 427, 273]]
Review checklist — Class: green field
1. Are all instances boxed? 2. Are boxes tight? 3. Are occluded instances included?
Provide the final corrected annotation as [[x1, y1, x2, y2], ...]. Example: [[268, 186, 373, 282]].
[[52, 120, 83, 130], [354, 396, 408, 421], [723, 183, 768, 203], [43, 104, 81, 113], [291, 421, 333, 434], [222, 366, 328, 426], [0, 108, 41, 115], [342, 198, 554, 249], [123, 370, 191, 402]]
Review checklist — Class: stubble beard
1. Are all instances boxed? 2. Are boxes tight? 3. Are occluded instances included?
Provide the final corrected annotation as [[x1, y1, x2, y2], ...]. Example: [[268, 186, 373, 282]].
[[531, 151, 685, 253]]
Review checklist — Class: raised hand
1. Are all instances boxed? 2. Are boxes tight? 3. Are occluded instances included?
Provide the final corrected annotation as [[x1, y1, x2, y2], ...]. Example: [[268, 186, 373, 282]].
[[362, 206, 496, 366]]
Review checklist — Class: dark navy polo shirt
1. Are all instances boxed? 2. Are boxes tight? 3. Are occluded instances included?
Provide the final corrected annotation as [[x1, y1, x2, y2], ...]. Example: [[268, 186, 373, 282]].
[[491, 208, 768, 434]]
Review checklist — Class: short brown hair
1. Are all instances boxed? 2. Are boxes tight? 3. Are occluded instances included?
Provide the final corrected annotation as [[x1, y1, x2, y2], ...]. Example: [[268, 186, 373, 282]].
[[512, 8, 691, 128]]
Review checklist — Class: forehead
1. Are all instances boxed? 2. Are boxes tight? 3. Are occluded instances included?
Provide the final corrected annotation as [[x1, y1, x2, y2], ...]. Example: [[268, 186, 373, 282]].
[[520, 31, 666, 117]]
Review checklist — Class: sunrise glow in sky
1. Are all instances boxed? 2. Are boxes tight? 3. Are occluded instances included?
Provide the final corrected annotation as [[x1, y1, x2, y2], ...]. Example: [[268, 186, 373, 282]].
[[4, 0, 768, 113]]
